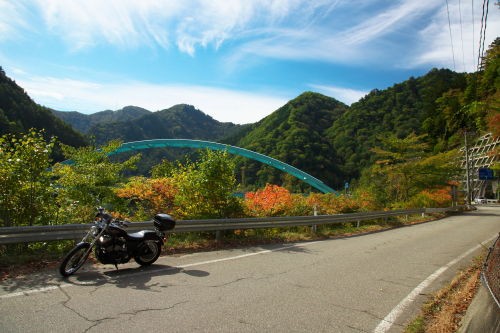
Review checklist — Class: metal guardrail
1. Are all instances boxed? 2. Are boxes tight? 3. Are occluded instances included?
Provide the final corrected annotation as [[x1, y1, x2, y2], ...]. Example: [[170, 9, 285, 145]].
[[0, 207, 463, 245]]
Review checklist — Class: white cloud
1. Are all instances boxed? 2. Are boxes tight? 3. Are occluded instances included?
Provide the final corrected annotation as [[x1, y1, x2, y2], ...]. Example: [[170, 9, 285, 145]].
[[340, 0, 439, 45], [0, 1, 31, 41], [19, 0, 331, 54], [225, 0, 444, 67], [2, 0, 352, 57], [36, 0, 181, 50], [310, 84, 368, 105], [15, 75, 288, 124]]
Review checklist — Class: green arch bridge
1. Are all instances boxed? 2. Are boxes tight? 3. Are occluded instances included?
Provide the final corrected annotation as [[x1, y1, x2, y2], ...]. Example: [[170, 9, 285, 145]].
[[109, 139, 336, 194]]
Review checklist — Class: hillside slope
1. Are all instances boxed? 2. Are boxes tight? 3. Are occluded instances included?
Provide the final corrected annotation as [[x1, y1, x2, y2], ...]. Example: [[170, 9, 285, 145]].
[[233, 92, 348, 189], [87, 104, 244, 144], [0, 67, 87, 149]]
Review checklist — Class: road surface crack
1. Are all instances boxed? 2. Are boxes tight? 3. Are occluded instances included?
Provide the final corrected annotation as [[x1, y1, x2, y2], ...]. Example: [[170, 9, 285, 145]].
[[208, 277, 248, 288], [120, 300, 189, 318], [59, 286, 118, 333]]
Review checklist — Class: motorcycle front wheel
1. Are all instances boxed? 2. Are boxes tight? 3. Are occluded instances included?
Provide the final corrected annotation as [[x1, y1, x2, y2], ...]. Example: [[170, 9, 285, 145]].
[[59, 243, 91, 277], [134, 240, 161, 266]]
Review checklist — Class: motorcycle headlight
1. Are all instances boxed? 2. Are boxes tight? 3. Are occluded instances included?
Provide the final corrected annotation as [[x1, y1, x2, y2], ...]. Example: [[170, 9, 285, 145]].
[[91, 226, 99, 236]]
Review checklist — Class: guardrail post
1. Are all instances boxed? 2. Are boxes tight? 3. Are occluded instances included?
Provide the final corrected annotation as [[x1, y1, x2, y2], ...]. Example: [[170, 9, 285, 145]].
[[216, 230, 222, 243], [356, 220, 360, 228], [311, 206, 318, 233]]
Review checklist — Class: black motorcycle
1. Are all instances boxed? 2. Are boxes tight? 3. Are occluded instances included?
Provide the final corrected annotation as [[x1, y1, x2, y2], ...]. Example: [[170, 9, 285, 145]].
[[59, 207, 175, 277]]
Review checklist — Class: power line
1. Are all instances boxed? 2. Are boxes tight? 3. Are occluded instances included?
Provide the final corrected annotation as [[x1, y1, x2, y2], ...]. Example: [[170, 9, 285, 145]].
[[477, 0, 490, 71], [472, 0, 476, 70], [445, 0, 456, 70], [458, 0, 466, 71]]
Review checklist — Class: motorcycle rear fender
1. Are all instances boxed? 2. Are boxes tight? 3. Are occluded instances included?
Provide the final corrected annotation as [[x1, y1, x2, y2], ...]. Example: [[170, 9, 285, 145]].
[[142, 231, 164, 244]]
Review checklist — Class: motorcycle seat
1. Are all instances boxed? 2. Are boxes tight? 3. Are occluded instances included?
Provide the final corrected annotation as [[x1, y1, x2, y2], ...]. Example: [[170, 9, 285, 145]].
[[127, 230, 156, 240]]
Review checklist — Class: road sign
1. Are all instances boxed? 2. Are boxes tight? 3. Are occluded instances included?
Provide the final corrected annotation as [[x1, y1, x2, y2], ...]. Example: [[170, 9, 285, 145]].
[[478, 168, 495, 180]]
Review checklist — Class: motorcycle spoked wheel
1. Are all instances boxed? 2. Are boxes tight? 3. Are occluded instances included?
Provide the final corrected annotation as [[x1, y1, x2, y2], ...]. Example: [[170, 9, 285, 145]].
[[59, 243, 91, 277], [134, 240, 161, 266]]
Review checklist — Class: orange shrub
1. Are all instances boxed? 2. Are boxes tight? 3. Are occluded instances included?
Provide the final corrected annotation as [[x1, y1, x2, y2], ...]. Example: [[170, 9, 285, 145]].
[[244, 184, 293, 216], [408, 188, 452, 208], [115, 177, 178, 218]]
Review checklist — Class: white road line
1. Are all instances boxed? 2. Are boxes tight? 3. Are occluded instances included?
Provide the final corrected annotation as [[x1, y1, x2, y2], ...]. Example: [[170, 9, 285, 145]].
[[0, 284, 72, 299], [0, 241, 321, 300], [373, 235, 497, 333]]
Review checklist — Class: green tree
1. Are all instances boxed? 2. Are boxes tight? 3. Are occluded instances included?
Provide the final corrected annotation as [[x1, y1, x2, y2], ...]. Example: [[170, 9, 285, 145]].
[[0, 130, 56, 227], [52, 140, 141, 222], [151, 159, 177, 178], [172, 150, 243, 219], [360, 133, 459, 207]]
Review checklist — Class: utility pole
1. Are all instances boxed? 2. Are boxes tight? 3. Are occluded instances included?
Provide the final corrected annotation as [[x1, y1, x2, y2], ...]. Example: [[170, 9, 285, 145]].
[[464, 129, 472, 205]]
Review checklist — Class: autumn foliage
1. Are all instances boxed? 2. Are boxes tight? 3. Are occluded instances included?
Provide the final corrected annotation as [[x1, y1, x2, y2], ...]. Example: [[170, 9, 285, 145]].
[[244, 184, 294, 216], [115, 177, 178, 219], [244, 184, 378, 217], [408, 188, 452, 208]]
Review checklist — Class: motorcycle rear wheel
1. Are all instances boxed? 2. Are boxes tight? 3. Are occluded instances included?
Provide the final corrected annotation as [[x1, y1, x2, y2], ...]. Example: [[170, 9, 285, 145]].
[[59, 243, 91, 277], [134, 240, 161, 266]]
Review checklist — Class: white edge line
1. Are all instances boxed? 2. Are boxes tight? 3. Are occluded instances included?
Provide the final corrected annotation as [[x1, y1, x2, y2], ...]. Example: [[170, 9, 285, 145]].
[[0, 283, 72, 299], [373, 235, 497, 333]]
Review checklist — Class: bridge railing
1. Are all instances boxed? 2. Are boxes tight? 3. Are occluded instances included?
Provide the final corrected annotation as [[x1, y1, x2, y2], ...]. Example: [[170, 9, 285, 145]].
[[0, 206, 466, 245]]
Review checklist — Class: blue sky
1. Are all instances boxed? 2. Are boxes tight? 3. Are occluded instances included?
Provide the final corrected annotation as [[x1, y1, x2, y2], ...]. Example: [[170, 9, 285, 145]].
[[0, 1, 498, 124]]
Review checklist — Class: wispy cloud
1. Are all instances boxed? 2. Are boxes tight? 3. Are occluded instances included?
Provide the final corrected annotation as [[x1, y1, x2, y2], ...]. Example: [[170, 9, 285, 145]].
[[339, 0, 440, 45], [17, 0, 335, 54], [15, 74, 288, 124], [310, 84, 368, 105], [224, 0, 446, 67], [0, 1, 31, 41]]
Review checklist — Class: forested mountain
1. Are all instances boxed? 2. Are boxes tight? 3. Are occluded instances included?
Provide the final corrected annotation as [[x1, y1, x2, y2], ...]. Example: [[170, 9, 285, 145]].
[[52, 103, 245, 145], [86, 104, 245, 144], [228, 71, 469, 190], [52, 106, 151, 133], [228, 92, 349, 189], [327, 68, 469, 181], [0, 67, 87, 149]]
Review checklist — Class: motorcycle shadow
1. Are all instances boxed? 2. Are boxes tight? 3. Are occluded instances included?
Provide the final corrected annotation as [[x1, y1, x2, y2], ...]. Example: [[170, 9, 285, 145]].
[[66, 264, 210, 291]]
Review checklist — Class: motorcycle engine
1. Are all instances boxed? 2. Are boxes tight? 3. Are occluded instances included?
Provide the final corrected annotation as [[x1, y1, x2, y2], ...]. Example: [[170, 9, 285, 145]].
[[96, 235, 129, 264]]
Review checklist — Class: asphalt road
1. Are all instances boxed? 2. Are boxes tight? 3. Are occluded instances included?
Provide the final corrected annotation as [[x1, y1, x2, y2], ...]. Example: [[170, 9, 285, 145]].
[[1, 206, 499, 333]]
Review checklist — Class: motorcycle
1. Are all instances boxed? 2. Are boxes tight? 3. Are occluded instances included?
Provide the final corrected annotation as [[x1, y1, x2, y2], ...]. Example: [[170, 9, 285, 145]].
[[59, 207, 176, 277]]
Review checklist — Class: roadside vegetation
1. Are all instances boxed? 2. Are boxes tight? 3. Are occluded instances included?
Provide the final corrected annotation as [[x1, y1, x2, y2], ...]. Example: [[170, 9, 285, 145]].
[[0, 127, 458, 270], [404, 254, 484, 333]]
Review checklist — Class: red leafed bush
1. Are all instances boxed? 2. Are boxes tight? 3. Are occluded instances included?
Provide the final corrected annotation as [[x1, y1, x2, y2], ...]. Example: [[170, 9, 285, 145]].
[[244, 184, 293, 216]]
